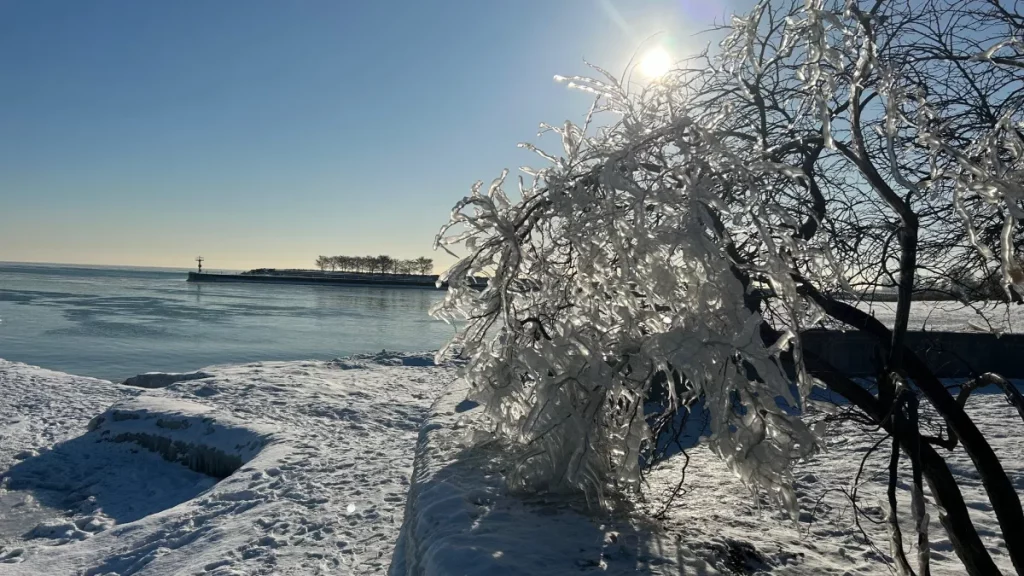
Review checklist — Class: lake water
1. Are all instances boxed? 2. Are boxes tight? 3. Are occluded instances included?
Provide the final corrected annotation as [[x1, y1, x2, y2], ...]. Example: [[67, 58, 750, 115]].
[[0, 263, 453, 381]]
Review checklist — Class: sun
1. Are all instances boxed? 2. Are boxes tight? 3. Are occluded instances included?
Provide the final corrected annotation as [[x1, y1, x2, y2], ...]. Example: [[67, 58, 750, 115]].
[[639, 48, 672, 78]]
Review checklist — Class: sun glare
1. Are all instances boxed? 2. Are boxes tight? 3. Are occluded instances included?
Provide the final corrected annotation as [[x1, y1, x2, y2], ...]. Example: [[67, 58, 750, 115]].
[[639, 48, 672, 78]]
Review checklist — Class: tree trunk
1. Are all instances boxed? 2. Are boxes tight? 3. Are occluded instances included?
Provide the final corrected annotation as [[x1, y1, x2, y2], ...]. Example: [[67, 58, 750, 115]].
[[799, 288, 1024, 573], [791, 340, 1003, 576]]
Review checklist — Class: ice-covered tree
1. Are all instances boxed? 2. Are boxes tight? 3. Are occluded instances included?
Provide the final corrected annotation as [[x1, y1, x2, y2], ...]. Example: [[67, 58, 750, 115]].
[[433, 0, 1024, 573]]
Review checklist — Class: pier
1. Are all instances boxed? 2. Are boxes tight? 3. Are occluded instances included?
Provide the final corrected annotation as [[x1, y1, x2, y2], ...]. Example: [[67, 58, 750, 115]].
[[187, 271, 451, 289]]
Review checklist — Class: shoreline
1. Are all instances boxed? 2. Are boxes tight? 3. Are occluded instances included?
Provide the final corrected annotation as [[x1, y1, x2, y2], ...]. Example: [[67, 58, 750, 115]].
[[2, 355, 1019, 575], [0, 353, 451, 573]]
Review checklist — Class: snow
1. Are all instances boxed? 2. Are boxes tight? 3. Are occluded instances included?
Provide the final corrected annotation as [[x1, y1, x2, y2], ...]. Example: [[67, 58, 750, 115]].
[[2, 354, 1018, 575], [395, 379, 1020, 575], [856, 300, 1024, 333], [122, 372, 213, 389], [86, 397, 274, 478], [391, 378, 719, 575], [0, 353, 453, 575], [642, 395, 1022, 575]]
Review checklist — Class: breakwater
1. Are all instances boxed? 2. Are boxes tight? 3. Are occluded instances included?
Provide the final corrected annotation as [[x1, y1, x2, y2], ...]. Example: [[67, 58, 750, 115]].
[[798, 329, 1024, 379], [187, 272, 450, 289]]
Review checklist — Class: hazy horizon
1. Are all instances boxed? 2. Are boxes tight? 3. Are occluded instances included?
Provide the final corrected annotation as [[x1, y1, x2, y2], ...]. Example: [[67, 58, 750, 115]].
[[0, 259, 233, 272], [0, 0, 736, 271], [0, 256, 439, 274]]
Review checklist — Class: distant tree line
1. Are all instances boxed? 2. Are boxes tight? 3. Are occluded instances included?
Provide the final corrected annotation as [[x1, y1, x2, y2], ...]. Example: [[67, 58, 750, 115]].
[[314, 255, 433, 275]]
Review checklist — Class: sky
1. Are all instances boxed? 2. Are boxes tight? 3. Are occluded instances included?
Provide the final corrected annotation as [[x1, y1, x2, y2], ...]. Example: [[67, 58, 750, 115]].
[[0, 0, 740, 271]]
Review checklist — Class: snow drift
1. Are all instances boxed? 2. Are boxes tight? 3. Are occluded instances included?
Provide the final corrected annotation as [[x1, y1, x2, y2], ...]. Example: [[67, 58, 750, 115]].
[[0, 354, 453, 575], [86, 397, 274, 478]]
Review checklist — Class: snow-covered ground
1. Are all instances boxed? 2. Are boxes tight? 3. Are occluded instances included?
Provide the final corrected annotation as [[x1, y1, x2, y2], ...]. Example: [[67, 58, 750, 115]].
[[2, 354, 1018, 575], [395, 378, 1020, 575], [856, 300, 1024, 333], [642, 397, 1021, 575], [391, 379, 714, 575], [0, 353, 453, 575]]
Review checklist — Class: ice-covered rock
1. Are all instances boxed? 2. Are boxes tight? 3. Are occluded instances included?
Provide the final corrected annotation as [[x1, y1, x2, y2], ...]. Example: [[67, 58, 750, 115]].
[[87, 397, 274, 478], [122, 371, 211, 389]]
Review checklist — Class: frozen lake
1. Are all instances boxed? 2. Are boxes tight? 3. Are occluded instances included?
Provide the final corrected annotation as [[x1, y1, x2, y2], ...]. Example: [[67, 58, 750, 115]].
[[854, 298, 1024, 333], [2, 262, 1019, 382], [0, 263, 452, 381]]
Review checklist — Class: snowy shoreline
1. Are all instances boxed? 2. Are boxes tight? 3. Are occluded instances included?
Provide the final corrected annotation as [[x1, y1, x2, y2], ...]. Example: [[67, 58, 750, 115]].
[[1, 356, 1019, 575], [0, 354, 453, 575]]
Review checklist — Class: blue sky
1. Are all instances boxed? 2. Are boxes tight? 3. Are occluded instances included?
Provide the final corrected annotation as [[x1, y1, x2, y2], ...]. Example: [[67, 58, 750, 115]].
[[1, 0, 737, 270]]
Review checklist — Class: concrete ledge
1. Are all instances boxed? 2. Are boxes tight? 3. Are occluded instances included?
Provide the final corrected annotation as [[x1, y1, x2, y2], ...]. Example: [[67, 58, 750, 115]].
[[800, 329, 1024, 378]]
